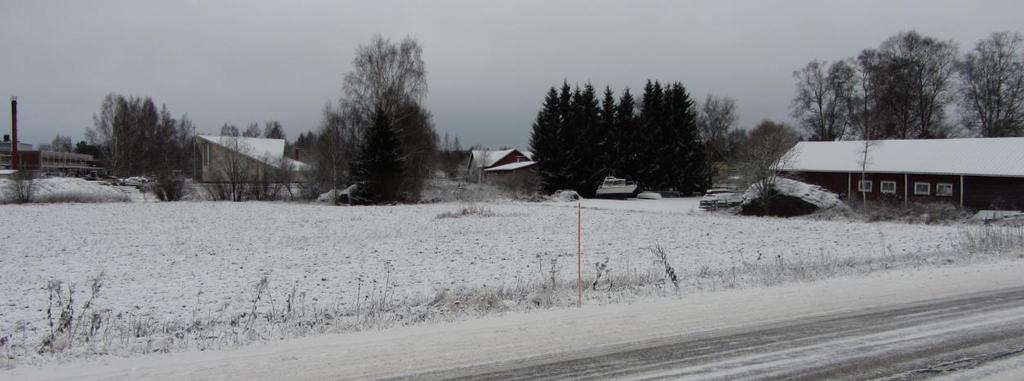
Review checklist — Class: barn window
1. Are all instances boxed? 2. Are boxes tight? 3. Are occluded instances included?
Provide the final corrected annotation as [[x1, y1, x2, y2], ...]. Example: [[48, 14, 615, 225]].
[[914, 182, 930, 195], [880, 181, 897, 194], [936, 183, 953, 197], [858, 180, 872, 192]]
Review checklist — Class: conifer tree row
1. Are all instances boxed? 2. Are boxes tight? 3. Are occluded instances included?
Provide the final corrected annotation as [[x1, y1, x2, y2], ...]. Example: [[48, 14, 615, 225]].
[[530, 80, 707, 197]]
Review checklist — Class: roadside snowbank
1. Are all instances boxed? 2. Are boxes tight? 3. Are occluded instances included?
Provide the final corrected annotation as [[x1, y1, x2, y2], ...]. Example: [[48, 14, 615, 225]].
[[5, 260, 1024, 380]]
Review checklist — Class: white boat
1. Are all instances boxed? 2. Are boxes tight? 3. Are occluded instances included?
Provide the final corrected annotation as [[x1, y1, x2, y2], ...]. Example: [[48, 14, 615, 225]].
[[595, 176, 638, 199]]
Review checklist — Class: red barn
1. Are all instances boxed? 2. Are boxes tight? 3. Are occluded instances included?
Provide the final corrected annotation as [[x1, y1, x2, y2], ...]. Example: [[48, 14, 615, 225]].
[[778, 138, 1024, 210]]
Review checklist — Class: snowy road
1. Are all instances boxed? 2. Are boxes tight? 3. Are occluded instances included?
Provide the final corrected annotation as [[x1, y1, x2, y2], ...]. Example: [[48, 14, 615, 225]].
[[417, 287, 1024, 380], [6, 261, 1024, 380]]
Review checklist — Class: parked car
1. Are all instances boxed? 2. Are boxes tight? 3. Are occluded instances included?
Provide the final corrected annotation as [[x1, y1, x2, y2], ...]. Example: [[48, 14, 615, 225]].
[[122, 176, 151, 187], [699, 187, 742, 210], [82, 171, 101, 181]]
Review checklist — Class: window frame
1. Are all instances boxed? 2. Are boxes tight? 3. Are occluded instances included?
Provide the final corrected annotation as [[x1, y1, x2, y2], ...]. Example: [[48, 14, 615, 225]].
[[935, 183, 954, 197], [914, 182, 931, 196], [857, 180, 873, 193], [880, 181, 897, 194]]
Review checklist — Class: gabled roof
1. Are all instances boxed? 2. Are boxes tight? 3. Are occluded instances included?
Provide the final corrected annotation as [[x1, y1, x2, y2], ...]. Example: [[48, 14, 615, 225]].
[[198, 135, 310, 170], [469, 149, 518, 169], [781, 137, 1024, 177], [483, 161, 536, 172]]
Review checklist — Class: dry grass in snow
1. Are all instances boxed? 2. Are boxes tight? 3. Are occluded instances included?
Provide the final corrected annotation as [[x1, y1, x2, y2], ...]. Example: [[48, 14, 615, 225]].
[[1, 200, 1021, 366]]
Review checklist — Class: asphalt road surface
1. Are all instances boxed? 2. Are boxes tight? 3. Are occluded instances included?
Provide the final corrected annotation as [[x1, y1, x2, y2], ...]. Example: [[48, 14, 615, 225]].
[[404, 287, 1024, 380]]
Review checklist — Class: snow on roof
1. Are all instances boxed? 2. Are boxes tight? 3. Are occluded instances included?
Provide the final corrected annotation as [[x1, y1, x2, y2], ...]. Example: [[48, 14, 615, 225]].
[[198, 135, 310, 170], [483, 161, 536, 172], [469, 149, 516, 168], [781, 137, 1024, 177]]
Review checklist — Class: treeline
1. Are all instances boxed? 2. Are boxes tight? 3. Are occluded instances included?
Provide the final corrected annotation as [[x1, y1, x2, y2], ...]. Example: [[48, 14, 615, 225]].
[[215, 121, 287, 140], [792, 30, 1024, 141], [67, 36, 440, 205], [85, 93, 196, 178], [530, 81, 706, 196]]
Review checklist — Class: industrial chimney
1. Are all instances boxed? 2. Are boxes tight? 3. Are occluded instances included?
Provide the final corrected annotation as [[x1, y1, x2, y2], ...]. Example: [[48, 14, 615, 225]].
[[9, 96, 17, 170]]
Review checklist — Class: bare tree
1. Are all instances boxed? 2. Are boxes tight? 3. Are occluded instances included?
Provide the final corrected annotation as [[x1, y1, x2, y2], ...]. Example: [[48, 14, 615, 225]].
[[311, 102, 359, 200], [4, 170, 36, 204], [270, 157, 298, 198], [738, 120, 800, 207], [49, 135, 73, 152], [697, 94, 738, 161], [958, 32, 1024, 137], [859, 31, 959, 139], [206, 136, 256, 201], [263, 121, 286, 139], [242, 123, 262, 138], [342, 35, 428, 123], [220, 124, 240, 136], [86, 93, 119, 173], [85, 94, 188, 177], [791, 60, 856, 141]]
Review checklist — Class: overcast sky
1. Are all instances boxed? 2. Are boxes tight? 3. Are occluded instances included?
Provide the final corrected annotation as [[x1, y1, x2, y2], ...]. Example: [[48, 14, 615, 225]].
[[2, 0, 1022, 149]]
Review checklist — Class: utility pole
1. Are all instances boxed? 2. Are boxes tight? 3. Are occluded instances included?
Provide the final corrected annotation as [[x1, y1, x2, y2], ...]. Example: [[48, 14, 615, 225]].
[[577, 201, 582, 308], [10, 96, 18, 170]]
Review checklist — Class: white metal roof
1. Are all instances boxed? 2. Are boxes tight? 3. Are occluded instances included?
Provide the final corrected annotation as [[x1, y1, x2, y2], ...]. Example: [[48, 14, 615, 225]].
[[483, 161, 536, 172], [781, 137, 1024, 177], [198, 135, 310, 170]]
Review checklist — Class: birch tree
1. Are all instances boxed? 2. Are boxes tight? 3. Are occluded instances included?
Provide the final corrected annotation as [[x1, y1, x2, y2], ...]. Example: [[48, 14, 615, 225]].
[[958, 32, 1024, 137], [791, 60, 856, 141]]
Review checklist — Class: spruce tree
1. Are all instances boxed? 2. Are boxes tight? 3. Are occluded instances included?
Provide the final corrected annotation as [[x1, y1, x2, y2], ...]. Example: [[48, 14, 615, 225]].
[[638, 81, 665, 189], [571, 83, 602, 196], [350, 106, 406, 204], [595, 87, 617, 180], [530, 87, 565, 193], [555, 82, 575, 190], [615, 89, 638, 179], [658, 83, 706, 194]]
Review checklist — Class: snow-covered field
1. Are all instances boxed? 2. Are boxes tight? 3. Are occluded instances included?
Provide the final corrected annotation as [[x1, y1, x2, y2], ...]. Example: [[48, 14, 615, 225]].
[[0, 198, 995, 365]]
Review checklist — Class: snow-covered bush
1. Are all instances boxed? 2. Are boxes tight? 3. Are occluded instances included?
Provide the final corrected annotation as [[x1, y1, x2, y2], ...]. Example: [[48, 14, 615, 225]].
[[958, 225, 1024, 253], [153, 176, 187, 201], [740, 178, 842, 217], [435, 205, 495, 219], [316, 184, 357, 204], [419, 179, 517, 203], [2, 171, 36, 204], [810, 201, 973, 225], [550, 190, 581, 202]]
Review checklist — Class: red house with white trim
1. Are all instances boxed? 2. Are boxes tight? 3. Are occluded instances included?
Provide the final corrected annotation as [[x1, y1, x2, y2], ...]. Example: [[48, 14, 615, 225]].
[[778, 138, 1024, 210], [468, 149, 535, 183]]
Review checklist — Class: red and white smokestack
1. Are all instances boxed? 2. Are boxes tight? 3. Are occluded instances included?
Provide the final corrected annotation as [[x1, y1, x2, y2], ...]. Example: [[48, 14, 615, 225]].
[[9, 96, 17, 170]]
